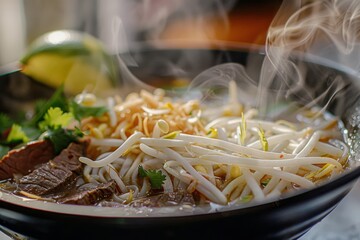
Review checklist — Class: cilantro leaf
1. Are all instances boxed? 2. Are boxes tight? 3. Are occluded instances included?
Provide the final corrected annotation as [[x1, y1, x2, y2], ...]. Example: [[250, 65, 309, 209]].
[[138, 165, 148, 178], [30, 86, 68, 126], [138, 165, 166, 189], [6, 124, 29, 144], [0, 145, 10, 159], [146, 170, 167, 189], [39, 107, 73, 130], [37, 106, 83, 154], [45, 127, 84, 154], [70, 100, 108, 121], [22, 126, 42, 141], [0, 114, 13, 133]]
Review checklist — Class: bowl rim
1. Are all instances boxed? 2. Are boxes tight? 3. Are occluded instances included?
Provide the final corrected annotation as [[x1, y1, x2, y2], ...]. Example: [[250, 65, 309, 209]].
[[0, 46, 359, 219]]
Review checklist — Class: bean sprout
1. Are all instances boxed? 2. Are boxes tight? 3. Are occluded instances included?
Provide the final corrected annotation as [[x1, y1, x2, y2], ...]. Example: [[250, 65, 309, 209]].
[[78, 83, 348, 206]]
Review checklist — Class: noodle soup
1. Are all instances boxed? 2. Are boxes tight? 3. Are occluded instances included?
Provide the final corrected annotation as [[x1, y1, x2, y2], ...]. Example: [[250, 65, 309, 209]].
[[0, 81, 348, 208]]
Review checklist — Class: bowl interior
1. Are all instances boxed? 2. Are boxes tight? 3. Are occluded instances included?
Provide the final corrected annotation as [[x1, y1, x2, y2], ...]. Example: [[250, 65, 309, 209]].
[[0, 47, 360, 215], [0, 47, 360, 240]]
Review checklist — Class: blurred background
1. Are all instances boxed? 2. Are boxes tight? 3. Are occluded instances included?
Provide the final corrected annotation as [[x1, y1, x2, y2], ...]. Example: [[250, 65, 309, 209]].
[[1, 1, 360, 239], [0, 0, 282, 66]]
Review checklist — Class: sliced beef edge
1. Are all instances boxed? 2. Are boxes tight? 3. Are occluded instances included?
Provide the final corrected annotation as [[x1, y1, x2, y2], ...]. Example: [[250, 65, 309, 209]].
[[0, 140, 55, 180], [59, 180, 117, 205], [16, 142, 84, 198]]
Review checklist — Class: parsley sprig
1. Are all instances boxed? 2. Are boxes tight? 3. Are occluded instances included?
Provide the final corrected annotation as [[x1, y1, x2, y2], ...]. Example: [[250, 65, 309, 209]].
[[138, 165, 166, 189], [39, 107, 83, 154]]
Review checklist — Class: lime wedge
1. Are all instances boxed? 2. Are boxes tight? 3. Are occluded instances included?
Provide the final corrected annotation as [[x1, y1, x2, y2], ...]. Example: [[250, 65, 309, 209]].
[[20, 30, 118, 96]]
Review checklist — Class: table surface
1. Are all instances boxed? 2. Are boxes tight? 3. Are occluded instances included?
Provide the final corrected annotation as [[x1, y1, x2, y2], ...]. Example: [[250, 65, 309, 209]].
[[0, 181, 359, 240]]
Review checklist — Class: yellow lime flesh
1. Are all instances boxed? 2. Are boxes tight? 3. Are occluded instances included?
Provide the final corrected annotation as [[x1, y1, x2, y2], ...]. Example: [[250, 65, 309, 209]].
[[21, 30, 118, 96]]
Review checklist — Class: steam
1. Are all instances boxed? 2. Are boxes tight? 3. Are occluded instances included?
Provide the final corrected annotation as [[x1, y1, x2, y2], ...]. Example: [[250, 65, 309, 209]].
[[106, 0, 360, 119], [187, 0, 360, 118], [258, 0, 360, 117]]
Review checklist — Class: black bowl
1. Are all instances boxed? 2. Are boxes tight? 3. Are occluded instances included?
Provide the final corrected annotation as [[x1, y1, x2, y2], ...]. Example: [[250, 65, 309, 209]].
[[0, 47, 360, 240]]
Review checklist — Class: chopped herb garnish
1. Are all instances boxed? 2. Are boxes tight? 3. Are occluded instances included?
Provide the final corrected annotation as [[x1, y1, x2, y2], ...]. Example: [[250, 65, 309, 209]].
[[138, 165, 166, 189], [138, 165, 148, 178], [45, 127, 84, 154], [38, 107, 83, 154], [69, 100, 108, 121], [0, 113, 13, 133], [6, 124, 29, 144], [30, 86, 68, 126], [22, 126, 42, 141], [0, 145, 10, 159], [39, 107, 73, 130]]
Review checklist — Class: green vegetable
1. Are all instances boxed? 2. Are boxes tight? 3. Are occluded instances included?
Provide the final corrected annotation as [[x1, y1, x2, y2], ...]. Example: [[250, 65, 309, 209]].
[[39, 107, 73, 130], [37, 107, 83, 154], [45, 127, 83, 154], [30, 86, 68, 126], [0, 114, 13, 133], [22, 126, 42, 141], [138, 165, 166, 189], [138, 165, 148, 178], [6, 124, 29, 144], [0, 145, 10, 159], [70, 100, 108, 121]]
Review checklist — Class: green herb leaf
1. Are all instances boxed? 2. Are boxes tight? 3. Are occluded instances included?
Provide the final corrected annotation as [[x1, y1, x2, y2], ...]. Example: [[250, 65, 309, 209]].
[[0, 145, 10, 159], [22, 126, 42, 141], [39, 107, 73, 130], [6, 124, 29, 144], [45, 127, 84, 154], [30, 86, 68, 126], [69, 100, 108, 121], [138, 165, 148, 178], [146, 169, 166, 189], [0, 114, 13, 133], [138, 165, 166, 189]]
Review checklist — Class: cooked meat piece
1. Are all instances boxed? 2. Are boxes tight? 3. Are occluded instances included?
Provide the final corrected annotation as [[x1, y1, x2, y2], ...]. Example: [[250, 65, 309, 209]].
[[18, 163, 76, 196], [0, 140, 55, 180], [130, 191, 195, 208], [52, 141, 88, 174], [59, 180, 116, 205], [18, 141, 87, 196]]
